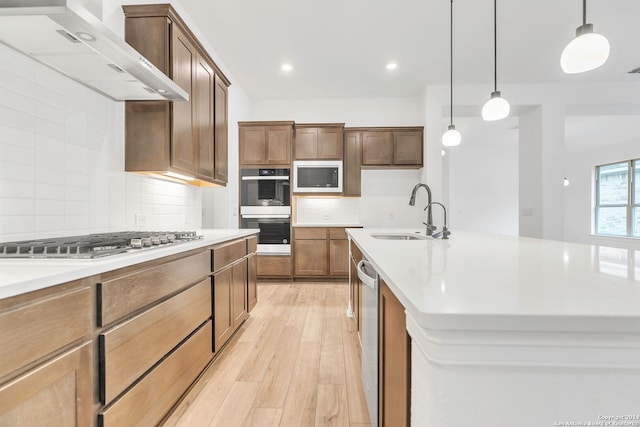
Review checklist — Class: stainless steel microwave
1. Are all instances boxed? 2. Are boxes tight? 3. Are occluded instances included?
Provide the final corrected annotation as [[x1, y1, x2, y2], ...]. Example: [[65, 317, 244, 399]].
[[292, 160, 343, 193]]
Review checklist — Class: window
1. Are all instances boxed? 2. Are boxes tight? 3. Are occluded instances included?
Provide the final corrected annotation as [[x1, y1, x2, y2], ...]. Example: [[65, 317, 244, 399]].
[[595, 159, 639, 237]]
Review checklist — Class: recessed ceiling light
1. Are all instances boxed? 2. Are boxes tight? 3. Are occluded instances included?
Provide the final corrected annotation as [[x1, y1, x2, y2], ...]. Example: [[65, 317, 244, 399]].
[[386, 63, 397, 70], [281, 63, 293, 72]]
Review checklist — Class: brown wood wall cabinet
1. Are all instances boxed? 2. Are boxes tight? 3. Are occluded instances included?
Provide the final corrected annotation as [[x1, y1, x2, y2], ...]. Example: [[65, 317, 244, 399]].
[[293, 227, 353, 279], [379, 279, 411, 427], [239, 121, 294, 167], [294, 124, 344, 160], [123, 4, 230, 187], [343, 130, 362, 196], [0, 234, 257, 426], [346, 127, 423, 169]]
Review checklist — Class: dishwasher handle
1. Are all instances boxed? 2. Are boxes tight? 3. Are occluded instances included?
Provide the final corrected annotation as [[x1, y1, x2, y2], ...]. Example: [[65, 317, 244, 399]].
[[357, 260, 378, 289]]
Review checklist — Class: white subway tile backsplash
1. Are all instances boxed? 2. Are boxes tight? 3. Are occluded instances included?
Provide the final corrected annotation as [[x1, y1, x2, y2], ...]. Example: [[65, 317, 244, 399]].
[[35, 215, 65, 233], [0, 124, 36, 148], [0, 179, 35, 199], [0, 198, 35, 216], [35, 183, 65, 201], [36, 199, 65, 216], [1, 215, 36, 235], [0, 46, 203, 243]]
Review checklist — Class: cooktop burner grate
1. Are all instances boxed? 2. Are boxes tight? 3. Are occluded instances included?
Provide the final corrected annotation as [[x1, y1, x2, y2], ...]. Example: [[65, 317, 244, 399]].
[[0, 231, 202, 259]]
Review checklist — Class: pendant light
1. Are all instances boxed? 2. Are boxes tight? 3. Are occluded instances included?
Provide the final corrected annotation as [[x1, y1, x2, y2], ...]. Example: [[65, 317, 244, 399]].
[[560, 0, 610, 74], [481, 0, 510, 121], [442, 0, 461, 147]]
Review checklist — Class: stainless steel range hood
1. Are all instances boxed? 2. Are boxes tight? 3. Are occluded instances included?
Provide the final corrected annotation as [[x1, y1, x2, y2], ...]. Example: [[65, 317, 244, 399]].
[[0, 0, 188, 101]]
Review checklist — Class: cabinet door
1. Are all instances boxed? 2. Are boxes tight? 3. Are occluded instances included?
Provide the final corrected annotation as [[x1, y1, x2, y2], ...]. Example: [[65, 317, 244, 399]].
[[0, 342, 92, 427], [170, 26, 196, 174], [214, 74, 228, 183], [294, 127, 318, 160], [379, 280, 410, 427], [393, 130, 423, 166], [256, 255, 292, 278], [294, 240, 328, 276], [247, 254, 257, 312], [318, 127, 343, 160], [266, 126, 291, 165], [232, 259, 248, 330], [213, 265, 233, 353], [343, 131, 362, 196], [362, 131, 393, 166], [194, 53, 214, 180], [239, 126, 266, 165], [329, 239, 349, 277]]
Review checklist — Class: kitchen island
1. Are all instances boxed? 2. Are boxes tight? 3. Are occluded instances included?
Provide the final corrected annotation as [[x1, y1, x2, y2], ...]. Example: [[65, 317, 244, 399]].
[[347, 228, 640, 427]]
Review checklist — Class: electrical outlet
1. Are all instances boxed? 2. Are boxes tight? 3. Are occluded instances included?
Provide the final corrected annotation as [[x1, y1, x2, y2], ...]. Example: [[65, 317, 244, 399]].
[[389, 212, 395, 220], [135, 214, 147, 227]]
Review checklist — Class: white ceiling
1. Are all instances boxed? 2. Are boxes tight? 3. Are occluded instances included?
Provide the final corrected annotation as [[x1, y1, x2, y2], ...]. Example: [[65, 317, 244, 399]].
[[183, 0, 640, 99]]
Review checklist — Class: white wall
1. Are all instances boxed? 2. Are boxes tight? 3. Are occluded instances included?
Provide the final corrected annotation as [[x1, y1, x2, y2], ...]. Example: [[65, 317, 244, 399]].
[[447, 117, 519, 236], [251, 97, 426, 228]]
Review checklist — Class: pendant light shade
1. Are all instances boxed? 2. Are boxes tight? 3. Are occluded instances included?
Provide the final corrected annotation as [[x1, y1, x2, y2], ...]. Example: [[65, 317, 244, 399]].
[[561, 0, 609, 74], [482, 0, 509, 122], [442, 0, 461, 147], [442, 125, 462, 147], [482, 91, 510, 121]]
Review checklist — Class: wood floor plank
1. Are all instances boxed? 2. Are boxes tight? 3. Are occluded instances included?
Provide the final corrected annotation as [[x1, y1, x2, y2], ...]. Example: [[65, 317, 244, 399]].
[[243, 408, 283, 427], [237, 312, 287, 382], [342, 330, 370, 424], [167, 340, 254, 427], [209, 381, 259, 427], [315, 384, 349, 427], [253, 324, 303, 408], [280, 341, 322, 426], [318, 344, 346, 385]]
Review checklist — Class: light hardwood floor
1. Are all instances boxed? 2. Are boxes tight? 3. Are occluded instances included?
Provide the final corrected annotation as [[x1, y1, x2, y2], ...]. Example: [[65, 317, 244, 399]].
[[164, 281, 371, 427]]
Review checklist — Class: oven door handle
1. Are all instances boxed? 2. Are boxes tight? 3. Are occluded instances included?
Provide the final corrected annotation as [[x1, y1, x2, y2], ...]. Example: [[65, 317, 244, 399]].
[[241, 176, 290, 181], [240, 214, 291, 219]]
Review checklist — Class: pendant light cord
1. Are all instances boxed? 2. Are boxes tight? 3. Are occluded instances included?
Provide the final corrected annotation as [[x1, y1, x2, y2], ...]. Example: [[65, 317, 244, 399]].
[[583, 0, 587, 25], [450, 0, 453, 126], [493, 0, 497, 92]]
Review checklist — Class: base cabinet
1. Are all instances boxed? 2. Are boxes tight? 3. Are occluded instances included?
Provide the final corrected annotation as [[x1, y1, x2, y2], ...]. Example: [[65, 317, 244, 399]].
[[0, 342, 93, 427], [379, 280, 411, 427], [247, 254, 257, 312], [294, 227, 355, 279]]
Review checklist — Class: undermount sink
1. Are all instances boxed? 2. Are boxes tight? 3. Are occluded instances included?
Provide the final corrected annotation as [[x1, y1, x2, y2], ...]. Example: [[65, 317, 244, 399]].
[[370, 233, 428, 240]]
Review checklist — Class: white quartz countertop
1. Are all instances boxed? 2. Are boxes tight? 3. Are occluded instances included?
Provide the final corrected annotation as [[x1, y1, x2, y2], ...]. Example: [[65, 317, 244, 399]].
[[0, 229, 258, 299], [347, 228, 640, 333]]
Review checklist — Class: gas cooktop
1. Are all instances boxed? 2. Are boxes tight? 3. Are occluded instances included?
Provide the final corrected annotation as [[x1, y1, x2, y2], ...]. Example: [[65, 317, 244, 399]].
[[0, 231, 203, 259]]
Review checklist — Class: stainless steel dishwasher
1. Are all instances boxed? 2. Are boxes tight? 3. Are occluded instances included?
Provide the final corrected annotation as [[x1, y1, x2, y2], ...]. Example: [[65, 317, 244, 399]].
[[357, 257, 379, 426]]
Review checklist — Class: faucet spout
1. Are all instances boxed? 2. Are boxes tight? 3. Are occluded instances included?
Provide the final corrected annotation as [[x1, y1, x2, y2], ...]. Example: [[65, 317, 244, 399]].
[[409, 183, 434, 235], [425, 202, 450, 239]]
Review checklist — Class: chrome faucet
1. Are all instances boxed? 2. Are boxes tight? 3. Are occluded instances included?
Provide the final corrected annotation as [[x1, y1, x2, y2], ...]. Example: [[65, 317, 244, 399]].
[[409, 183, 436, 236], [424, 202, 450, 239]]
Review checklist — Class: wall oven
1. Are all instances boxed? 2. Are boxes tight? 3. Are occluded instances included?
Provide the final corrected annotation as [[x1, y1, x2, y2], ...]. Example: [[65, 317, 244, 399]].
[[240, 168, 291, 255], [292, 160, 342, 193]]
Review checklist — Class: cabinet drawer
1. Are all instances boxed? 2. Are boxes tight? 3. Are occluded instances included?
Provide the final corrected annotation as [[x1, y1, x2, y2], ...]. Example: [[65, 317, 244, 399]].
[[294, 227, 327, 239], [257, 255, 291, 277], [0, 342, 93, 427], [98, 251, 210, 327], [99, 321, 213, 427], [0, 287, 91, 379], [247, 235, 257, 254], [100, 279, 211, 404], [212, 239, 247, 272], [329, 227, 348, 240]]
